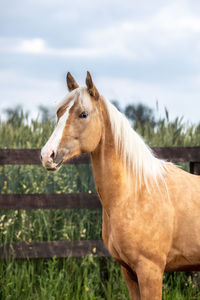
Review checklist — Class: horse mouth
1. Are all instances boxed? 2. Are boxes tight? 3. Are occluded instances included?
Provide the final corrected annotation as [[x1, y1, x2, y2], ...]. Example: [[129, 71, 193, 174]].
[[46, 160, 63, 171]]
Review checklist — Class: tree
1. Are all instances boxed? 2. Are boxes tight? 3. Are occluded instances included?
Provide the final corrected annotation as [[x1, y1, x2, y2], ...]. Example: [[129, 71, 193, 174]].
[[124, 103, 155, 128], [4, 106, 29, 127], [38, 105, 54, 122], [111, 100, 122, 112]]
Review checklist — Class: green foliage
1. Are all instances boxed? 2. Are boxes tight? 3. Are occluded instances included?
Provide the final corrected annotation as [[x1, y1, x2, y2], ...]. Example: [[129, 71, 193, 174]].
[[0, 106, 200, 299], [125, 103, 156, 129]]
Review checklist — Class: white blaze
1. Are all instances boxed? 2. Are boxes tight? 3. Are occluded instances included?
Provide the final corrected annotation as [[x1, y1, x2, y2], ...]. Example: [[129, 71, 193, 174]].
[[41, 100, 74, 160]]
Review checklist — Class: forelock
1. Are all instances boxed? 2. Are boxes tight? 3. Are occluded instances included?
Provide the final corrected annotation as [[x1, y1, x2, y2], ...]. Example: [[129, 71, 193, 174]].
[[56, 87, 93, 113], [79, 87, 93, 111], [56, 88, 81, 112]]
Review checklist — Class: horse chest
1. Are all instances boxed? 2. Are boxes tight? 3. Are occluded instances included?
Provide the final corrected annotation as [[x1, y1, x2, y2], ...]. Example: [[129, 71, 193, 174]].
[[102, 209, 137, 264], [102, 209, 122, 260]]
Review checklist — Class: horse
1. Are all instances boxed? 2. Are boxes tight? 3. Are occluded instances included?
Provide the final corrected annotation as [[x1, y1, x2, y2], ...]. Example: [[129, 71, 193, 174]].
[[41, 71, 200, 300]]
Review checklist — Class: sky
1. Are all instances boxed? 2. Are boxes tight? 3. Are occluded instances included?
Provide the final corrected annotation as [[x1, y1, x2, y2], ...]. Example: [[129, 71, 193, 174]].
[[0, 0, 200, 123]]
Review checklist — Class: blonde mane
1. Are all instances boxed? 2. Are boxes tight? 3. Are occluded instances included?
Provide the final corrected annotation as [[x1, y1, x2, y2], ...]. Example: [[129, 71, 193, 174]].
[[103, 97, 169, 190], [56, 88, 168, 190]]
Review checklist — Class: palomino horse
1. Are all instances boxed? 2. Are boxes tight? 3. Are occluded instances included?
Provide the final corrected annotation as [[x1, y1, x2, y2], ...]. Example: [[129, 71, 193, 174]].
[[41, 72, 200, 300]]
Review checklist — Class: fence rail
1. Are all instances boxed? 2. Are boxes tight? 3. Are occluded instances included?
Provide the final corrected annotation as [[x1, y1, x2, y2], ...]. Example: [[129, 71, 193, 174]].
[[0, 193, 101, 210], [0, 147, 200, 259], [0, 240, 110, 259], [1, 147, 200, 165]]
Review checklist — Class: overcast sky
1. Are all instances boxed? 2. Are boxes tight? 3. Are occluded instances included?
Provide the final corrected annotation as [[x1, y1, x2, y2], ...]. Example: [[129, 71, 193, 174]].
[[1, 0, 200, 122]]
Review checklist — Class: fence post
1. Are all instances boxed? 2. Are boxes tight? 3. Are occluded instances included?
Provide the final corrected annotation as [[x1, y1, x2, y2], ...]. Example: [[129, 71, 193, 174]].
[[189, 162, 200, 286], [189, 162, 200, 175]]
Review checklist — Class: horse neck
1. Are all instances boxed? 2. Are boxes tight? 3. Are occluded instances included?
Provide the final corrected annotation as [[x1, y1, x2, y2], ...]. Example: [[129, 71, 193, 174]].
[[91, 98, 131, 213]]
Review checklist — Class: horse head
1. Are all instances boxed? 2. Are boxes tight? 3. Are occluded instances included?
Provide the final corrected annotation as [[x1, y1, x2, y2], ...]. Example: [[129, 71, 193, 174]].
[[41, 72, 102, 171]]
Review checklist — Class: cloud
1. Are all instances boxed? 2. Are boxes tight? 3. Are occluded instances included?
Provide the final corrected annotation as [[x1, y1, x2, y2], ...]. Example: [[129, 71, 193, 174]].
[[87, 1, 200, 61], [0, 68, 199, 124], [0, 0, 200, 124], [16, 38, 46, 54], [1, 1, 200, 63], [0, 69, 65, 117], [96, 75, 200, 123], [0, 37, 137, 59], [156, 2, 200, 34]]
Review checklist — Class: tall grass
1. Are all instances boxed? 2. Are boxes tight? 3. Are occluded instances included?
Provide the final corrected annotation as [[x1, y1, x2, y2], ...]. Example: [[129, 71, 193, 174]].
[[0, 108, 200, 299]]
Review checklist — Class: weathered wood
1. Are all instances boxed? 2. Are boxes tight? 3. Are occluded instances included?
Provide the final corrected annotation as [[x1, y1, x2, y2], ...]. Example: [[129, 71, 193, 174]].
[[0, 147, 200, 165], [1, 241, 200, 270], [1, 147, 200, 261], [0, 149, 90, 165], [0, 240, 110, 259], [153, 146, 200, 162], [190, 162, 200, 175], [0, 193, 101, 209]]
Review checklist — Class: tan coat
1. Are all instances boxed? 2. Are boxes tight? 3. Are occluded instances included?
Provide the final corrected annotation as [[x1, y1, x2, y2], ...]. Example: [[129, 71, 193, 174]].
[[41, 72, 200, 300]]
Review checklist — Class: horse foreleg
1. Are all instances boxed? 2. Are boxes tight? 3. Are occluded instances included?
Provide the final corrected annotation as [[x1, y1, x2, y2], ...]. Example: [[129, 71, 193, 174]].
[[135, 258, 164, 300], [121, 266, 140, 300]]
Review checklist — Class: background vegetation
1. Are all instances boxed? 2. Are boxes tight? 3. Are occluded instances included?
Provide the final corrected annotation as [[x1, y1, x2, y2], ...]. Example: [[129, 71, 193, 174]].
[[0, 103, 200, 299]]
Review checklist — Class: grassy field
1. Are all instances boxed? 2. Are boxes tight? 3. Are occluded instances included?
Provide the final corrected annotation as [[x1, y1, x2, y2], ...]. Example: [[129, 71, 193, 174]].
[[0, 108, 200, 299]]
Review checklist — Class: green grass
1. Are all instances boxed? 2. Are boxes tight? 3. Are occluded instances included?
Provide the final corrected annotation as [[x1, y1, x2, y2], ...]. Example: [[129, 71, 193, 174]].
[[0, 257, 130, 300], [1, 259, 200, 300], [0, 108, 200, 299]]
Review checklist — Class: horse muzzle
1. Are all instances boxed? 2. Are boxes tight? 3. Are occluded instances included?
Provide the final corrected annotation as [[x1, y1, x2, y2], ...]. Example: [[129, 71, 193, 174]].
[[41, 147, 70, 171]]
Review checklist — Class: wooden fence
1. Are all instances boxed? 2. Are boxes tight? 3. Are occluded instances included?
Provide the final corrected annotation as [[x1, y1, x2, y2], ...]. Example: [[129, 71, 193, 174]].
[[0, 147, 200, 259]]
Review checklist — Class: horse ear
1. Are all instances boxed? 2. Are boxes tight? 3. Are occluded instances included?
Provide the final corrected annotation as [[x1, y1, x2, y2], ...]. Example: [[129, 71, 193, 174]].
[[66, 72, 79, 91], [86, 71, 100, 101]]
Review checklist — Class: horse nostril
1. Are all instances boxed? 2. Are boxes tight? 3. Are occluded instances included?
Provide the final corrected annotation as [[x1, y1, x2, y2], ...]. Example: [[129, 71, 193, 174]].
[[50, 151, 55, 160], [40, 155, 42, 161]]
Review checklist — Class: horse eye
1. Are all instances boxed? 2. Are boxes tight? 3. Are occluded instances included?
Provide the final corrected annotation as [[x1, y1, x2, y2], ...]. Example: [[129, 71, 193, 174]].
[[79, 111, 88, 118]]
